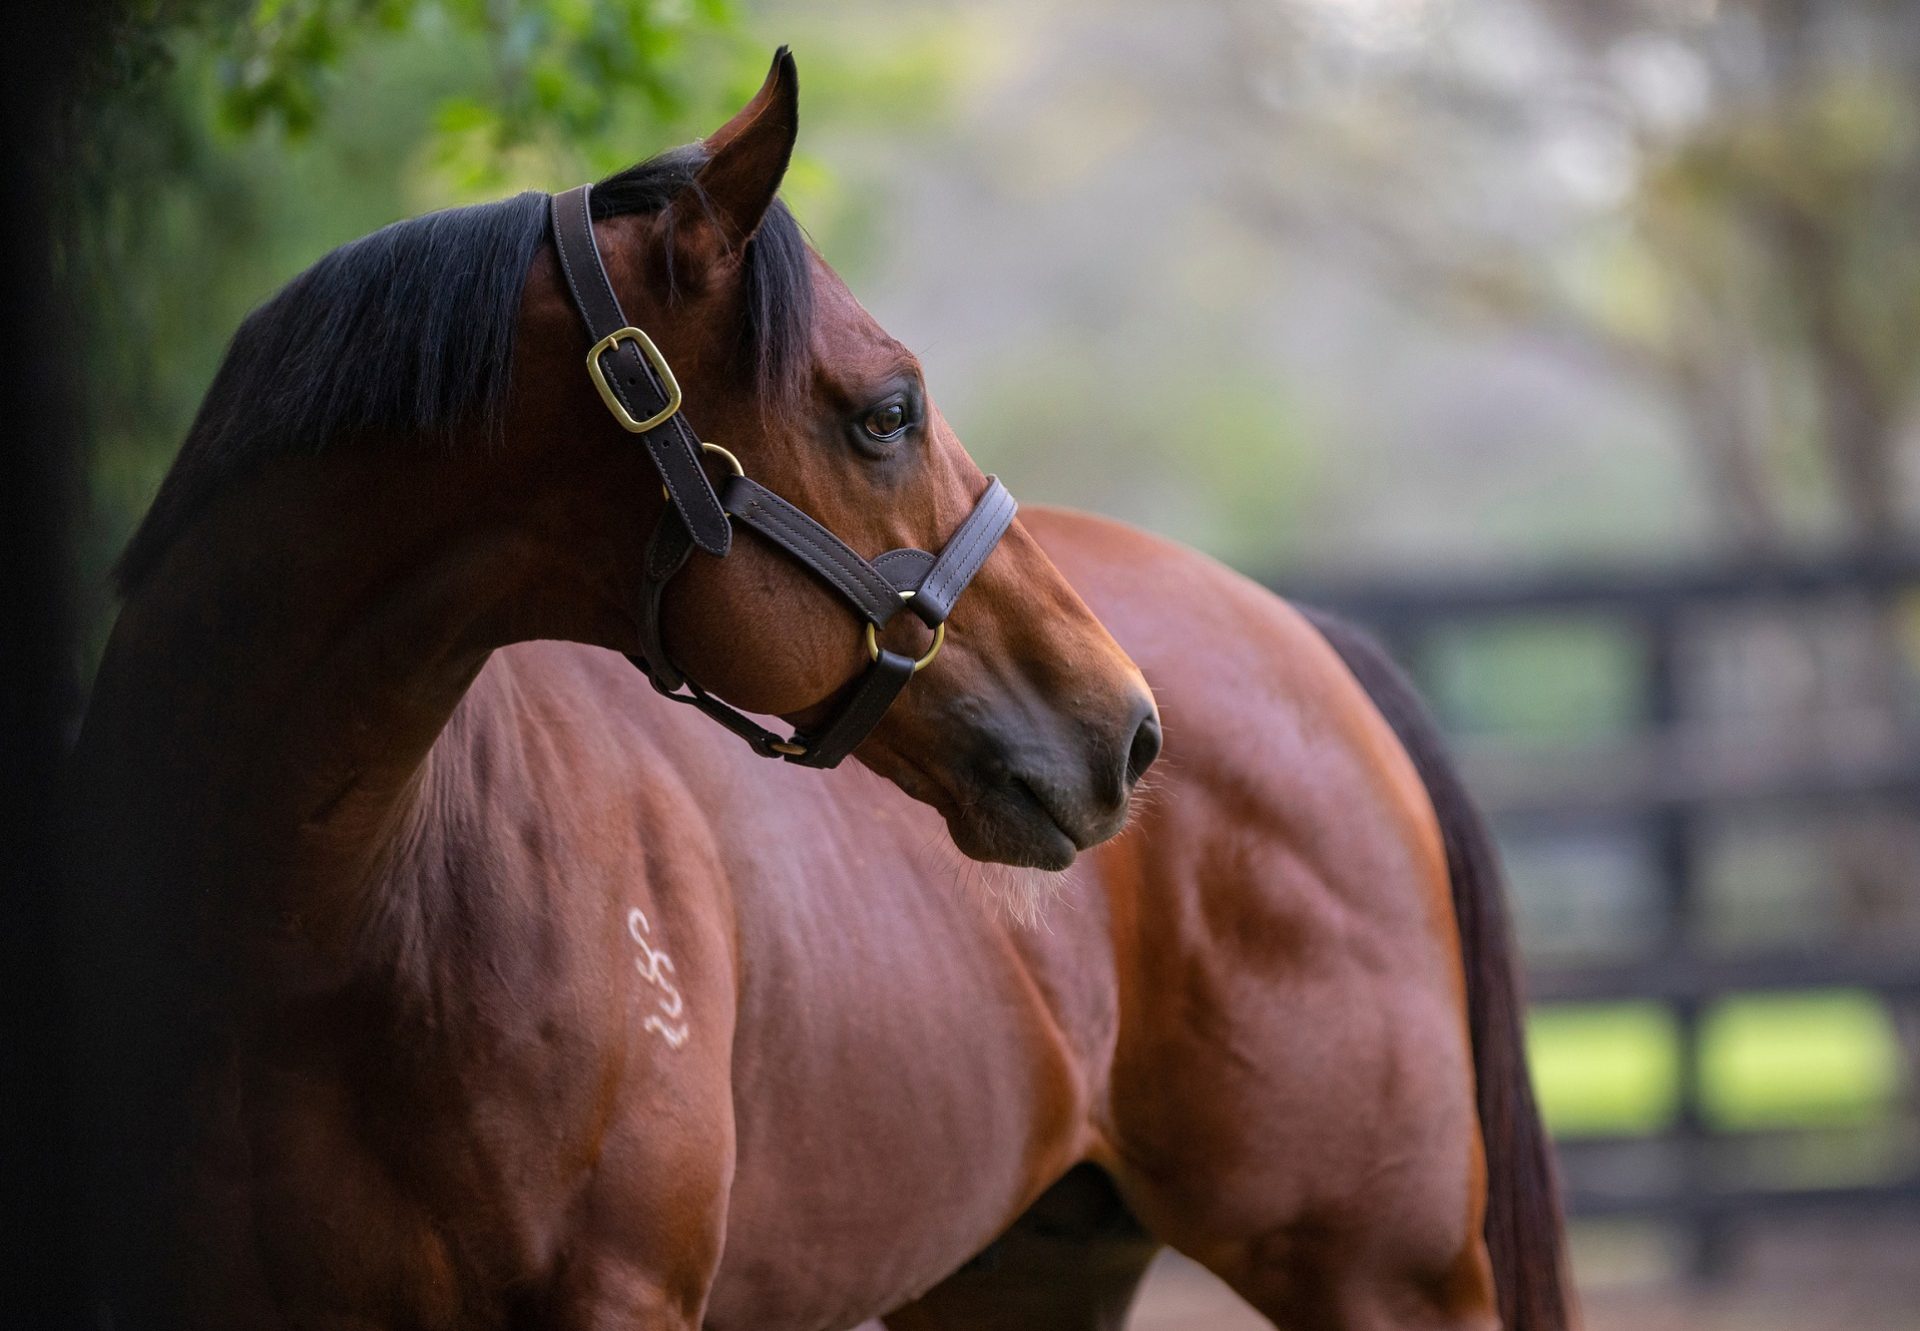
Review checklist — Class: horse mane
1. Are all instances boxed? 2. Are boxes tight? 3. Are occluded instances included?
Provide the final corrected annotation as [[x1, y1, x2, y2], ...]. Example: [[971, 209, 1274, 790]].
[[113, 146, 814, 593]]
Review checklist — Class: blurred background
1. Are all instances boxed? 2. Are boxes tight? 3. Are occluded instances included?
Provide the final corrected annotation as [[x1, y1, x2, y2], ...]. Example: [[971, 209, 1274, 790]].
[[44, 0, 1920, 1326]]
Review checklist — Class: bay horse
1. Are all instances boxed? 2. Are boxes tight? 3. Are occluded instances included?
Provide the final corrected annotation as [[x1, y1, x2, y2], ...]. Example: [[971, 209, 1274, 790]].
[[70, 50, 1570, 1331]]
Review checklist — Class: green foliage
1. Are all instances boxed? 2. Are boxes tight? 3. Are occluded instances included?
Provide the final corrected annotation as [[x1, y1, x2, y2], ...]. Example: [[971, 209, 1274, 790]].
[[215, 0, 393, 137], [88, 0, 753, 185]]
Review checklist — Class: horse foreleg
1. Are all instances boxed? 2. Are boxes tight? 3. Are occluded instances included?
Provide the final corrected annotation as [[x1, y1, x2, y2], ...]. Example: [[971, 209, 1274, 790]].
[[880, 1164, 1159, 1331]]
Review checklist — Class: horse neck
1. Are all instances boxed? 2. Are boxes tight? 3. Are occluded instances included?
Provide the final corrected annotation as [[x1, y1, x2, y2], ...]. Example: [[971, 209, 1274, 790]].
[[78, 442, 618, 946]]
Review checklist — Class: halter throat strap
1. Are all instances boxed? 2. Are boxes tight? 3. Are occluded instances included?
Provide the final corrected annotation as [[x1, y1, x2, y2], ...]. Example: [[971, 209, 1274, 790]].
[[547, 183, 1017, 769]]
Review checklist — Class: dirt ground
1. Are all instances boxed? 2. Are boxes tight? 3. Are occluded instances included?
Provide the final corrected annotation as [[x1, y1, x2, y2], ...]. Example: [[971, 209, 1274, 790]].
[[1127, 1213, 1920, 1330]]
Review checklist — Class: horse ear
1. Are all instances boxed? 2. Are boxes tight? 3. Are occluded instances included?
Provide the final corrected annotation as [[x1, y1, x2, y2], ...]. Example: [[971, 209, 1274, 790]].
[[684, 48, 798, 264]]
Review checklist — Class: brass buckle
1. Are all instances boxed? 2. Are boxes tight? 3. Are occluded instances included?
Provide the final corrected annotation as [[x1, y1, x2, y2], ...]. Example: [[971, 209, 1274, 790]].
[[587, 326, 682, 433], [865, 591, 946, 674]]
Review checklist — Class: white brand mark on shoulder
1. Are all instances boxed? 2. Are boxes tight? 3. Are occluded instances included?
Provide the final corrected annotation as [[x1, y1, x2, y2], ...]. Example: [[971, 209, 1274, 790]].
[[627, 907, 690, 1049]]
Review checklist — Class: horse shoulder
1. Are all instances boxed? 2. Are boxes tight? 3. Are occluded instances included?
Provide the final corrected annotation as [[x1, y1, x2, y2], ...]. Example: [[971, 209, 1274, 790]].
[[274, 642, 741, 1320]]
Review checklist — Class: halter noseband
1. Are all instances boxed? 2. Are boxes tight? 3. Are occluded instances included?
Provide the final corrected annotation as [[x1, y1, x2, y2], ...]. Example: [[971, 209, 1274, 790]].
[[548, 184, 1016, 769]]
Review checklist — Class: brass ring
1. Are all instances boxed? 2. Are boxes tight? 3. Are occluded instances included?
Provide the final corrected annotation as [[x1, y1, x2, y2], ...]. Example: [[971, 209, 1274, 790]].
[[699, 441, 745, 476], [864, 591, 945, 673], [663, 441, 746, 500]]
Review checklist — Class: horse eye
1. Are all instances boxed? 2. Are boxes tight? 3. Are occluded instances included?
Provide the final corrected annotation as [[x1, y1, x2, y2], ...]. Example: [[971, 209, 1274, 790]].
[[863, 402, 909, 441]]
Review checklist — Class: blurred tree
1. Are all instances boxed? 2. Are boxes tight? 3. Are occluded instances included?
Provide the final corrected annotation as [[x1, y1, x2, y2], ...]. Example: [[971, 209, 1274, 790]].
[[1212, 0, 1920, 558]]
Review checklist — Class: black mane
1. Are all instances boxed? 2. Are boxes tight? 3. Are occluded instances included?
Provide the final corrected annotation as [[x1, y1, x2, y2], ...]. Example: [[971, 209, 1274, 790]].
[[113, 147, 814, 592]]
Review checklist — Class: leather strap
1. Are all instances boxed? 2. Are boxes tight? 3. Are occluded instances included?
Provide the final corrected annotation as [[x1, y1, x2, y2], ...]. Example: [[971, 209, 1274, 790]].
[[627, 475, 1015, 768], [651, 675, 800, 760], [791, 649, 917, 768], [883, 477, 1016, 624], [722, 475, 1017, 629], [722, 476, 905, 626], [549, 185, 732, 557], [549, 184, 1018, 769], [633, 515, 696, 692]]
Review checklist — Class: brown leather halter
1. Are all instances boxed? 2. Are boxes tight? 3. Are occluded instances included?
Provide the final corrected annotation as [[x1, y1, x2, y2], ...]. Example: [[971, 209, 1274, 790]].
[[549, 185, 1017, 769]]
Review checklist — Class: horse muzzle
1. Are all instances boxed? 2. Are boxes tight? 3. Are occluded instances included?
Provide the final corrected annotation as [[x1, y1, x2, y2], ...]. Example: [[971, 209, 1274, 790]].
[[938, 688, 1161, 871]]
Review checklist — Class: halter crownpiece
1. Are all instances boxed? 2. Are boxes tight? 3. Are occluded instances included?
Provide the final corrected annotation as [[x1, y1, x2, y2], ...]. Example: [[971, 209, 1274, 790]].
[[548, 184, 1017, 769]]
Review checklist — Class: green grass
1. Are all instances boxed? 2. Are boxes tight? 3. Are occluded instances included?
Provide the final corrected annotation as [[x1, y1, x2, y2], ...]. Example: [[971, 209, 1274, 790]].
[[1526, 991, 1906, 1137]]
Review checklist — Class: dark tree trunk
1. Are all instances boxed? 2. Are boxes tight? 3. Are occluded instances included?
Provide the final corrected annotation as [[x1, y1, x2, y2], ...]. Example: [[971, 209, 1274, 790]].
[[2, 4, 108, 1328]]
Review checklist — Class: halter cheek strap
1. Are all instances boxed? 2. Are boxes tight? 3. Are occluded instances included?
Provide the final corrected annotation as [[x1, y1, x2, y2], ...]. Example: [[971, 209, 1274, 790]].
[[550, 185, 732, 557], [548, 184, 1017, 769]]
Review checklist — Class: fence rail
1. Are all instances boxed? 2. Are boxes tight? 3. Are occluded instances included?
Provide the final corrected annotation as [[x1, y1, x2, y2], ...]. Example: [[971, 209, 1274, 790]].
[[1283, 551, 1920, 1277]]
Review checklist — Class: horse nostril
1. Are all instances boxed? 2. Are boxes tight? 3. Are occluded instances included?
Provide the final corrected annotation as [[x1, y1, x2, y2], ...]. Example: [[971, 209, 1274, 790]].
[[1126, 709, 1163, 783]]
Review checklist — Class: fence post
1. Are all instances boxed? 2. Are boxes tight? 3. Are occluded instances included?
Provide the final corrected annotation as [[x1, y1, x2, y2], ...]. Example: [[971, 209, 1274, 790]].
[[1643, 605, 1730, 1278]]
